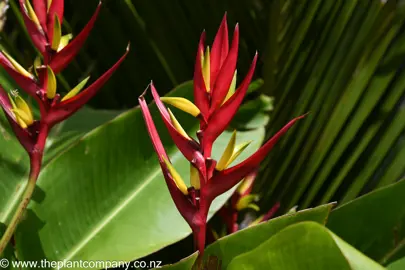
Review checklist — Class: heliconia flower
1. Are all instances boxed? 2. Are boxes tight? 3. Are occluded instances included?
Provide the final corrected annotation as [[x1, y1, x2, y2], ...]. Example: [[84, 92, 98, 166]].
[[0, 0, 129, 256], [15, 0, 101, 73], [139, 15, 306, 256], [0, 46, 128, 155]]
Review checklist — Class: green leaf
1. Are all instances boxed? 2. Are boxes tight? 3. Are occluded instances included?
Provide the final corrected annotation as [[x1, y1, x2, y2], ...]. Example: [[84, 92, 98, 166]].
[[388, 257, 405, 270], [203, 203, 333, 269], [227, 222, 384, 270], [327, 178, 405, 265], [13, 82, 267, 264]]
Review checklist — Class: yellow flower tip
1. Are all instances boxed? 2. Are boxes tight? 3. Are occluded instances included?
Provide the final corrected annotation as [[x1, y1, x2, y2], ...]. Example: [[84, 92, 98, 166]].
[[190, 164, 200, 190], [202, 46, 211, 92], [216, 130, 237, 171], [225, 140, 252, 168], [235, 194, 260, 211], [168, 109, 191, 140], [58, 34, 73, 51], [237, 176, 255, 195], [12, 108, 34, 128], [2, 50, 34, 79], [223, 70, 237, 104], [47, 0, 52, 12], [162, 156, 188, 195], [61, 76, 90, 102], [25, 0, 42, 29], [160, 97, 200, 117], [51, 15, 62, 51], [46, 66, 57, 99], [9, 93, 34, 128]]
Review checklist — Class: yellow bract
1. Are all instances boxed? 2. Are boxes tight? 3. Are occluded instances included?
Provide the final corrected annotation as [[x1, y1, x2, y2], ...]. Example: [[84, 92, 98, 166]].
[[25, 0, 41, 29], [225, 141, 252, 168], [190, 164, 200, 190], [58, 34, 73, 51], [168, 109, 191, 139], [61, 76, 90, 102], [2, 50, 33, 79], [216, 130, 236, 170], [235, 194, 260, 211], [223, 70, 237, 104], [46, 66, 57, 99], [237, 176, 255, 195], [47, 0, 52, 12], [9, 94, 34, 128], [163, 156, 189, 195], [51, 15, 62, 51], [216, 131, 252, 171], [202, 46, 211, 92], [160, 97, 200, 117]]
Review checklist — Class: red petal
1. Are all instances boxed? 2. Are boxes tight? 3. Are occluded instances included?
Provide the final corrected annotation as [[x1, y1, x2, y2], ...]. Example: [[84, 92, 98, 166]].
[[202, 54, 257, 151], [0, 86, 35, 153], [139, 93, 196, 224], [49, 2, 101, 74], [46, 45, 128, 125], [210, 14, 229, 88], [33, 0, 47, 31], [46, 0, 64, 43], [0, 52, 42, 98], [206, 115, 306, 199], [210, 24, 239, 111], [150, 83, 207, 177], [193, 32, 210, 119], [19, 0, 47, 54]]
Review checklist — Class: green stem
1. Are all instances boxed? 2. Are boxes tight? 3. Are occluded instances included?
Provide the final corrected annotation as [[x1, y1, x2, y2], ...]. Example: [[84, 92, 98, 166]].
[[0, 126, 48, 256]]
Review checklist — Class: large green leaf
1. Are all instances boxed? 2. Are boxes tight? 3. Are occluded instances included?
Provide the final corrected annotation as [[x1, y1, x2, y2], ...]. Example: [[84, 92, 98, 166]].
[[327, 178, 405, 265], [13, 82, 267, 265], [227, 222, 384, 270], [204, 203, 333, 268], [164, 203, 333, 269]]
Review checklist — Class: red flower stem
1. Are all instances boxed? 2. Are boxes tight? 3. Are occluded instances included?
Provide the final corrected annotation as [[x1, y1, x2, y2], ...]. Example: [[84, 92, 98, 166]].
[[0, 126, 49, 256]]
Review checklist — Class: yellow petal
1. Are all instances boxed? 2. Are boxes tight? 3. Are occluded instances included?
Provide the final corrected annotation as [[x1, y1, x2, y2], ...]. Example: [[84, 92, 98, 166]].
[[216, 130, 236, 171], [51, 15, 62, 51], [24, 0, 41, 29], [32, 55, 42, 77], [2, 50, 33, 79], [160, 97, 200, 117], [61, 76, 90, 102], [190, 164, 200, 190], [12, 108, 33, 127], [46, 66, 57, 99], [58, 34, 73, 51], [163, 156, 188, 195], [225, 141, 252, 168], [8, 94, 28, 128], [202, 46, 210, 92], [237, 176, 255, 195], [15, 96, 34, 122], [223, 70, 237, 104], [168, 109, 191, 139], [47, 0, 52, 12], [235, 194, 260, 211]]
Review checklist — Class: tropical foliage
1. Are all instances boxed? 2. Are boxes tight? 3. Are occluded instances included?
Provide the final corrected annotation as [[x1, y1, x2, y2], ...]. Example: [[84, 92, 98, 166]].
[[0, 0, 404, 269]]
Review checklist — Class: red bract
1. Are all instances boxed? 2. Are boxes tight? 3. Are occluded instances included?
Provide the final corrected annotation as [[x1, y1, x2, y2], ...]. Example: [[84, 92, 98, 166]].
[[139, 14, 306, 256]]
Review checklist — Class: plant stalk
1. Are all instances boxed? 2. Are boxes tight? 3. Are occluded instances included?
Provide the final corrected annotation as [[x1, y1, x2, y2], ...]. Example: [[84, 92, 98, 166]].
[[0, 126, 48, 256]]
